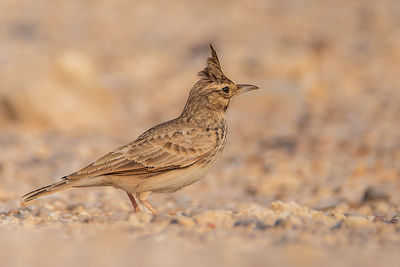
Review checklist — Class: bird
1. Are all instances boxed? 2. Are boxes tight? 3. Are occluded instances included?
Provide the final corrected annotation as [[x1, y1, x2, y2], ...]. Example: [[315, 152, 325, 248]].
[[21, 44, 259, 215]]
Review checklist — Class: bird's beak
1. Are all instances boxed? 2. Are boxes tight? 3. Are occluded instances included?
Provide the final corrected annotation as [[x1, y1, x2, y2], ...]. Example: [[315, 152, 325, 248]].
[[236, 84, 259, 95]]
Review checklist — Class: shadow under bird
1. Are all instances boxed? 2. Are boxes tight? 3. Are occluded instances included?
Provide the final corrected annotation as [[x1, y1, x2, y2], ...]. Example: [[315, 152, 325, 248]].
[[21, 45, 259, 214]]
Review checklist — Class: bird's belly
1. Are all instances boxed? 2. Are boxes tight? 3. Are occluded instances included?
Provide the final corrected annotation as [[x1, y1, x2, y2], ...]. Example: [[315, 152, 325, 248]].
[[141, 164, 212, 193], [109, 163, 212, 194]]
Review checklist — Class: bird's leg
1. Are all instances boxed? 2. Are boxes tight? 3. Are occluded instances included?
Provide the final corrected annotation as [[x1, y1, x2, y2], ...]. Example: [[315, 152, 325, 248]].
[[137, 191, 158, 215], [126, 192, 141, 213]]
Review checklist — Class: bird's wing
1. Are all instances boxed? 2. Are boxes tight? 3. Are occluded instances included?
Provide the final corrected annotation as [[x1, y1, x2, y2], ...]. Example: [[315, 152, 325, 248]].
[[66, 127, 215, 179]]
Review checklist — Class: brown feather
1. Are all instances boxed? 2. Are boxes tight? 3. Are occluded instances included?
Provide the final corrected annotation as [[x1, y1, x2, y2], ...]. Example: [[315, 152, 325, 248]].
[[64, 124, 215, 180], [198, 44, 232, 84]]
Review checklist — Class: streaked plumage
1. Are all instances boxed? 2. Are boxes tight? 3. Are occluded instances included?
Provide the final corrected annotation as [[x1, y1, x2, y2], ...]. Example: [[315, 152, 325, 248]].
[[21, 45, 258, 214]]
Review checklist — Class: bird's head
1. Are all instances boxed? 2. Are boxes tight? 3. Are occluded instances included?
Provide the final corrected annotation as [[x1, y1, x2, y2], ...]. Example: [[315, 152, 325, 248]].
[[182, 45, 259, 116]]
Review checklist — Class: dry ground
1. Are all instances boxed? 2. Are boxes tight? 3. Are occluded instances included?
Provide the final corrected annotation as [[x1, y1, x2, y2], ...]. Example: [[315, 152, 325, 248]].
[[0, 1, 400, 266]]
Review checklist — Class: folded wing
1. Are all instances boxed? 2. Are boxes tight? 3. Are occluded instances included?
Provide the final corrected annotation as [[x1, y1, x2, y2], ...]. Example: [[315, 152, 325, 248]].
[[66, 127, 214, 179]]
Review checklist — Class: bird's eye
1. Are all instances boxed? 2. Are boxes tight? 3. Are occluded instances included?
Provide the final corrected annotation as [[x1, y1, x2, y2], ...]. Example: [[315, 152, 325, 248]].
[[222, 86, 230, 94]]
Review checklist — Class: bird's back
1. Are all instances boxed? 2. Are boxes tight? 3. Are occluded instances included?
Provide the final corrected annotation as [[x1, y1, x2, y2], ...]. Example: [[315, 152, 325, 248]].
[[68, 114, 226, 181]]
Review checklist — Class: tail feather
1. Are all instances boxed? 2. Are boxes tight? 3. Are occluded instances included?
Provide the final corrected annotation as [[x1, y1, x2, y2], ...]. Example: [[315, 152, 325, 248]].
[[21, 178, 76, 203]]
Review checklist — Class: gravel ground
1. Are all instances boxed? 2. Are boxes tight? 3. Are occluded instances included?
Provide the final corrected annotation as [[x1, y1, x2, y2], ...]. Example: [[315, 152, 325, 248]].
[[1, 0, 400, 266]]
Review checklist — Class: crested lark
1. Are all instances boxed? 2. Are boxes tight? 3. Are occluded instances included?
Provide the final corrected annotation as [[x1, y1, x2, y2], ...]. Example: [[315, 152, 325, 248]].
[[22, 45, 259, 215]]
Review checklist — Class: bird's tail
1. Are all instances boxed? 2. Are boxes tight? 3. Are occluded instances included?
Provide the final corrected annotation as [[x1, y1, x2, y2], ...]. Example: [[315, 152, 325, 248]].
[[21, 178, 77, 203]]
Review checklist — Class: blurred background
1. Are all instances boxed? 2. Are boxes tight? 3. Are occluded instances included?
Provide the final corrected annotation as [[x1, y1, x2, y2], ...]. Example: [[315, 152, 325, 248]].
[[0, 0, 399, 266]]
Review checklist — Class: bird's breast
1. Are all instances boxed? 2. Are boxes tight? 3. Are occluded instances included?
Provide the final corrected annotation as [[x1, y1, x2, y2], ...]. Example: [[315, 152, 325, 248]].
[[205, 119, 227, 165]]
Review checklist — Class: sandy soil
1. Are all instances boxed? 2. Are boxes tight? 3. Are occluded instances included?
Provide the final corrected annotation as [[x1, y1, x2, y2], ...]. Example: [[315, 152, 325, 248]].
[[0, 0, 399, 266]]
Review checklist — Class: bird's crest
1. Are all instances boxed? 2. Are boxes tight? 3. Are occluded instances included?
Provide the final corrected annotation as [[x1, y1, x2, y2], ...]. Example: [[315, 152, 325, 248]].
[[198, 44, 231, 84]]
